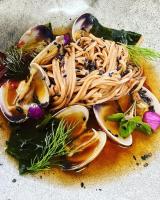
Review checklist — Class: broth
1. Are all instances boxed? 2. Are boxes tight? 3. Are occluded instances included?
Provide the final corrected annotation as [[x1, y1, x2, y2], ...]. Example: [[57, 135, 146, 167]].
[[1, 45, 160, 185]]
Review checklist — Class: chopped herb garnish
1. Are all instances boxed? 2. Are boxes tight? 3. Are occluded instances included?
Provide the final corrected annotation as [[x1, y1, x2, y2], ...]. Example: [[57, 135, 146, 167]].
[[106, 113, 124, 121], [107, 102, 152, 138]]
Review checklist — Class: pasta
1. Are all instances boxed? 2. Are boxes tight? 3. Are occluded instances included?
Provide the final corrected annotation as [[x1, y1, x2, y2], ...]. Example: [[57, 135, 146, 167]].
[[33, 33, 145, 111]]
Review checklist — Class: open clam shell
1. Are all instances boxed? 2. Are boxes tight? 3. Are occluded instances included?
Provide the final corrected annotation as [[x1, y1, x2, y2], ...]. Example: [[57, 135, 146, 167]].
[[63, 129, 106, 171], [140, 87, 160, 114], [0, 81, 27, 123], [72, 13, 94, 41], [31, 35, 69, 65], [93, 86, 160, 147], [0, 64, 49, 123], [93, 103, 132, 147], [54, 105, 89, 138], [53, 105, 107, 171], [30, 63, 50, 106], [17, 24, 55, 50]]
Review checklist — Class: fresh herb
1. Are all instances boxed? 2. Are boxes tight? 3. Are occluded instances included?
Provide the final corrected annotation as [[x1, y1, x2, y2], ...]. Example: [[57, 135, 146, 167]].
[[4, 46, 31, 80], [119, 117, 137, 138], [107, 107, 152, 138], [126, 45, 160, 66], [6, 116, 74, 174], [27, 120, 73, 173], [106, 113, 124, 121], [136, 122, 152, 135]]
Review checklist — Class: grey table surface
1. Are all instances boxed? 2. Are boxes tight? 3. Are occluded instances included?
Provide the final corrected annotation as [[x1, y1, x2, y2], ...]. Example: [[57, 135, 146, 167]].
[[0, 0, 160, 200]]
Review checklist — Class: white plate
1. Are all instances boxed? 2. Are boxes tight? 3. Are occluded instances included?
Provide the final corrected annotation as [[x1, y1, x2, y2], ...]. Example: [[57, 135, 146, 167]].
[[0, 0, 160, 200]]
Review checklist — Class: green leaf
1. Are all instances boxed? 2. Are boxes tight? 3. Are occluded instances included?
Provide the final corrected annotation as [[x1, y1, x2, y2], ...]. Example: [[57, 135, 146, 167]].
[[106, 113, 124, 121], [136, 122, 152, 135], [119, 120, 136, 138]]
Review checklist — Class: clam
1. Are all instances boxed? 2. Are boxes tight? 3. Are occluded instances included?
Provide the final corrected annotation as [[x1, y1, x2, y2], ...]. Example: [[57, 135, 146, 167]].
[[93, 102, 132, 147], [31, 35, 69, 65], [136, 87, 160, 114], [54, 105, 89, 138], [93, 86, 160, 147], [0, 64, 49, 123], [72, 13, 94, 41], [17, 23, 55, 51], [72, 13, 142, 44], [54, 105, 107, 171], [63, 129, 106, 171]]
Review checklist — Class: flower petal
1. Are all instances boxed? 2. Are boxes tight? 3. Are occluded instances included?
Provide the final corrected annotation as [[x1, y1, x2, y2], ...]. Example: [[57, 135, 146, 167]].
[[143, 111, 160, 131]]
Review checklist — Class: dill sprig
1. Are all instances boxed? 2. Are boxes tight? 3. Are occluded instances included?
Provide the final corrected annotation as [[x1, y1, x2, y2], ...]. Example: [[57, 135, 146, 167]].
[[27, 120, 73, 173], [126, 45, 160, 66], [4, 46, 32, 80]]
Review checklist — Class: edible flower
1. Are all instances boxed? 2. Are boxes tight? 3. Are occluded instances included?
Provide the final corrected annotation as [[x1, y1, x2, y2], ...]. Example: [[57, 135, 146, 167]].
[[143, 111, 160, 131], [63, 34, 71, 45], [28, 103, 44, 120]]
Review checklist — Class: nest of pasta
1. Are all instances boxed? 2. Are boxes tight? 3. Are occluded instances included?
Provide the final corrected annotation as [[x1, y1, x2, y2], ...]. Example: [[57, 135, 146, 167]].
[[33, 32, 145, 110]]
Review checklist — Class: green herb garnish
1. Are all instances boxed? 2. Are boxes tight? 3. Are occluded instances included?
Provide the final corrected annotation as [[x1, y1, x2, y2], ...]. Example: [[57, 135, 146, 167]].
[[126, 45, 160, 66], [107, 113, 124, 121], [107, 113, 152, 138], [6, 116, 76, 174], [27, 120, 73, 173], [4, 46, 31, 80]]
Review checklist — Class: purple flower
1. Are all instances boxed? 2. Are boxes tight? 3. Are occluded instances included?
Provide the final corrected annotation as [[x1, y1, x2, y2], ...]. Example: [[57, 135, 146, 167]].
[[63, 34, 70, 45], [143, 111, 160, 131], [28, 103, 44, 120]]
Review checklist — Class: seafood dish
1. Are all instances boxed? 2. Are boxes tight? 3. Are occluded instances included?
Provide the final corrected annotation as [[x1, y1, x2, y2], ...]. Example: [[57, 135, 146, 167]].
[[0, 13, 160, 175]]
